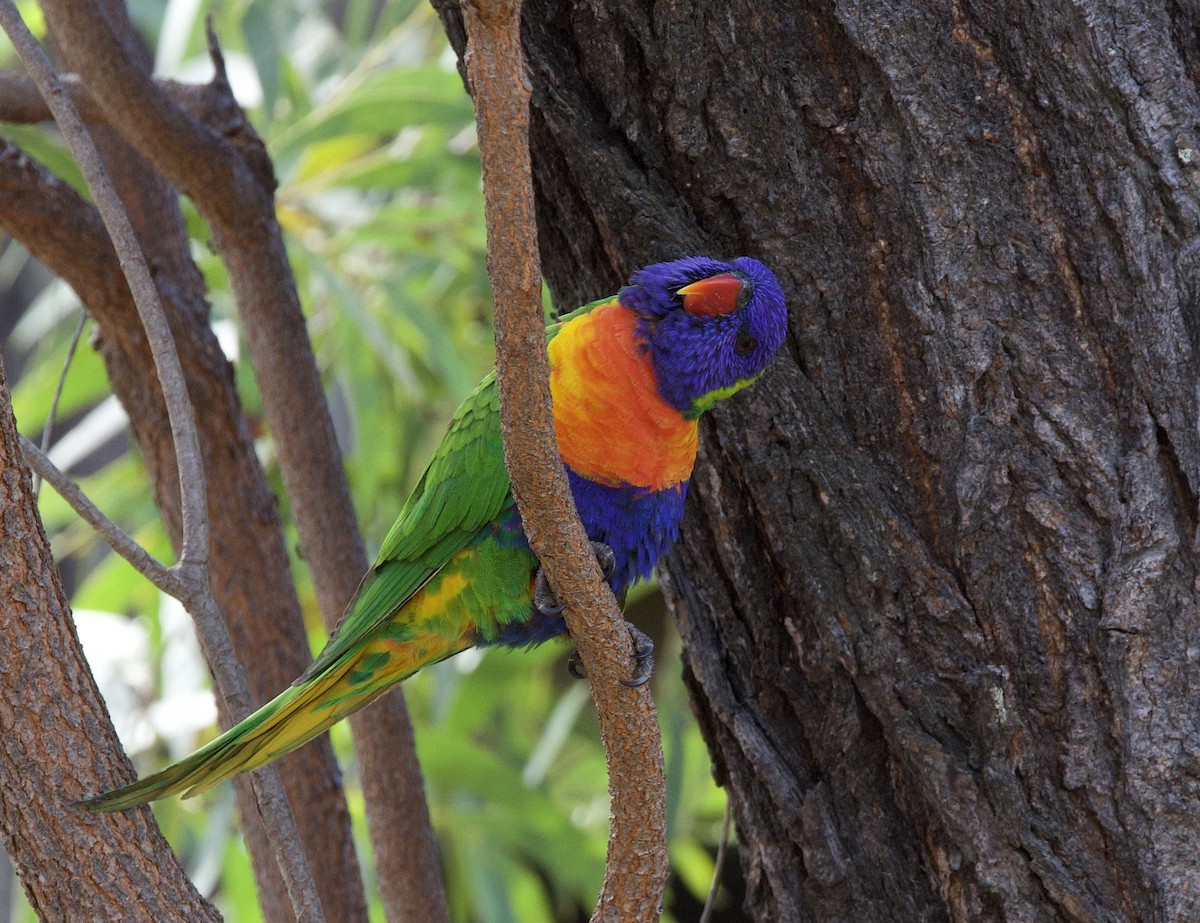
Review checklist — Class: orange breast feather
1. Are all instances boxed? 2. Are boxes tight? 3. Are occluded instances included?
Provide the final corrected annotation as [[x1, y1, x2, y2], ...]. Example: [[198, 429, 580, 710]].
[[549, 302, 697, 490]]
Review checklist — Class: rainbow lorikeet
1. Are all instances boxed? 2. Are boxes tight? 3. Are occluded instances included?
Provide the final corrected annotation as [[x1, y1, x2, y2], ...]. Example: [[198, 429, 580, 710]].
[[82, 255, 787, 811]]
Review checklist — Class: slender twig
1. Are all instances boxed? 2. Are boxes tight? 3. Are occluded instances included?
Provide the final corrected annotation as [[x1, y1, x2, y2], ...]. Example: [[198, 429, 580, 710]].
[[698, 797, 734, 923], [0, 6, 325, 921], [460, 1, 669, 920], [20, 435, 185, 597], [33, 310, 87, 500], [0, 3, 207, 575]]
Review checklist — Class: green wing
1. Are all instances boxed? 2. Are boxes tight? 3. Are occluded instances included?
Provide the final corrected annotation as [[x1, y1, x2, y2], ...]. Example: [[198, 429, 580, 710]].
[[374, 294, 617, 571], [376, 370, 509, 566], [300, 371, 508, 680]]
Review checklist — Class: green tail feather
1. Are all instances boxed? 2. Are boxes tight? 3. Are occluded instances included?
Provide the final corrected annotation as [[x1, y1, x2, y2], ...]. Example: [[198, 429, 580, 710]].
[[80, 659, 374, 813]]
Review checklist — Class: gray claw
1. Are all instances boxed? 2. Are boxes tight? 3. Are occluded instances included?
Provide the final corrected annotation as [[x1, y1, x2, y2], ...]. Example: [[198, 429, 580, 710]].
[[534, 568, 566, 616], [619, 623, 655, 687], [591, 541, 617, 581], [534, 542, 618, 618], [567, 621, 655, 687]]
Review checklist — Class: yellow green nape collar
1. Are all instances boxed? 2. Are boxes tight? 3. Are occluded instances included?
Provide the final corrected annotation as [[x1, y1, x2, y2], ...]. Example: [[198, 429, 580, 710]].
[[685, 374, 762, 419]]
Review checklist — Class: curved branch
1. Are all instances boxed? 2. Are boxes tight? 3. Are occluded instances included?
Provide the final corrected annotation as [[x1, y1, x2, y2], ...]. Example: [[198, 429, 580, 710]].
[[34, 3, 450, 916], [460, 2, 669, 920], [0, 7, 324, 921], [18, 437, 186, 597]]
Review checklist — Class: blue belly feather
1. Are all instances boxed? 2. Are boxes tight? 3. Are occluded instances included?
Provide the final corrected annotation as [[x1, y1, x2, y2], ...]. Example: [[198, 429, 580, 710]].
[[481, 471, 687, 649]]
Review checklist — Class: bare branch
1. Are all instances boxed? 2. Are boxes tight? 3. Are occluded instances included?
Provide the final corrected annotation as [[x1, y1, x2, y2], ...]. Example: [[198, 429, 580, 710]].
[[0, 2, 207, 573], [32, 310, 87, 499], [35, 1, 447, 915], [459, 1, 669, 920], [0, 71, 224, 126], [698, 798, 733, 923], [19, 435, 184, 597], [0, 6, 326, 920], [167, 589, 325, 923]]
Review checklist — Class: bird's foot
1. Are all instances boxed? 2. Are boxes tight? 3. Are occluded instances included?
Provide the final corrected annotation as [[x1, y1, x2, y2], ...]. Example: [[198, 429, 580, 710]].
[[619, 623, 655, 687], [533, 541, 617, 617], [567, 622, 655, 688]]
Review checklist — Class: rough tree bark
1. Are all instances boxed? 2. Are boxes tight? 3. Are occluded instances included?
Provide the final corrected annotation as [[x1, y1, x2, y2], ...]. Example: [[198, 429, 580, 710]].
[[438, 2, 1200, 921], [24, 3, 449, 913], [0, 351, 221, 923], [0, 1, 447, 918]]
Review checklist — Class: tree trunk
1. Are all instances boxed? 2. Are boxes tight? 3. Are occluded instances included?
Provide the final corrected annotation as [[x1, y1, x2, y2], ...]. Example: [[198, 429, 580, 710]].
[[2, 0, 372, 910], [0, 129, 368, 923], [0, 351, 222, 923], [437, 2, 1200, 920]]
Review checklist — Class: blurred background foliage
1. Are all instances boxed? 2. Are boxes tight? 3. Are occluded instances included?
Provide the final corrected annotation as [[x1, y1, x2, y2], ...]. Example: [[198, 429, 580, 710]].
[[0, 1, 739, 920]]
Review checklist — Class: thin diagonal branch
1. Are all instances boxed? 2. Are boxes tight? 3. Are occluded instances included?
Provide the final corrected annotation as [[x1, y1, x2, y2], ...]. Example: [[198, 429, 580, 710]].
[[0, 6, 325, 921], [0, 8, 207, 575], [460, 2, 669, 921], [33, 309, 88, 500], [698, 797, 733, 923], [20, 435, 185, 598], [33, 1, 445, 915]]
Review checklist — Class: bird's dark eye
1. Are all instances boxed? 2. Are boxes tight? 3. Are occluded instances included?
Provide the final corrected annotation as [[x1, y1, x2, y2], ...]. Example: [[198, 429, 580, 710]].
[[735, 332, 757, 355]]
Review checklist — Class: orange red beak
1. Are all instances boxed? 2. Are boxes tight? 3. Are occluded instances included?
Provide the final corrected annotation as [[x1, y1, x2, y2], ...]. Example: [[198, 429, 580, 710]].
[[677, 272, 745, 317]]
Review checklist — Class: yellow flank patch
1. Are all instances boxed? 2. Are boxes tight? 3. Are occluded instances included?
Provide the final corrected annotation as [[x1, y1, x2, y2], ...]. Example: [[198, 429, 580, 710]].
[[415, 567, 470, 616], [549, 302, 697, 490], [373, 563, 473, 670]]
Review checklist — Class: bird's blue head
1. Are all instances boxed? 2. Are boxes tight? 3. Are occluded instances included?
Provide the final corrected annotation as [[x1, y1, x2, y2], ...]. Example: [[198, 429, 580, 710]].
[[619, 256, 788, 418]]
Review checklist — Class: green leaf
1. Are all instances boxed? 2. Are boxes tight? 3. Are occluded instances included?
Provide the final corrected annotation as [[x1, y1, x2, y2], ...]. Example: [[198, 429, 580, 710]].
[[671, 837, 719, 903], [271, 66, 474, 161], [241, 2, 283, 116]]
